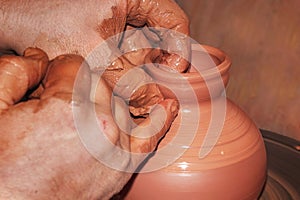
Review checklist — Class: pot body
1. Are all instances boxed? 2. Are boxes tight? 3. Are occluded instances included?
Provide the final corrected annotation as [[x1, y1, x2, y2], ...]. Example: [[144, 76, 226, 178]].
[[124, 45, 267, 200]]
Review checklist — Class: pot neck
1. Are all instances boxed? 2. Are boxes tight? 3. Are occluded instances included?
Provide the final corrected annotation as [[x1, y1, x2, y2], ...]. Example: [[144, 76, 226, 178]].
[[145, 44, 231, 104]]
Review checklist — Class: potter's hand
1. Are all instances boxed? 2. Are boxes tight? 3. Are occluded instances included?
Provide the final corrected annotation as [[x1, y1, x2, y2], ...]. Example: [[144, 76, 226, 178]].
[[0, 0, 190, 72], [0, 49, 179, 199]]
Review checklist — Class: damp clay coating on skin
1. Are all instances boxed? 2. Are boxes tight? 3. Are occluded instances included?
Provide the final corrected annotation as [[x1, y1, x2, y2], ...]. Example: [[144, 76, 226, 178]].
[[40, 54, 89, 101], [102, 31, 164, 116], [102, 60, 165, 117], [101, 27, 187, 117], [0, 48, 49, 112], [0, 46, 170, 120]]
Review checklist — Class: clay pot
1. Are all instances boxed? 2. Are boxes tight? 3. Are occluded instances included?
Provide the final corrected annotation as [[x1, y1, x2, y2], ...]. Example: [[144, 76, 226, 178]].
[[123, 45, 267, 200]]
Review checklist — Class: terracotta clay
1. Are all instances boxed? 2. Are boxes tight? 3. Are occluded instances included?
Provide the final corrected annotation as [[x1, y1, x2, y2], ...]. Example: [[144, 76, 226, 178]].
[[123, 45, 267, 200]]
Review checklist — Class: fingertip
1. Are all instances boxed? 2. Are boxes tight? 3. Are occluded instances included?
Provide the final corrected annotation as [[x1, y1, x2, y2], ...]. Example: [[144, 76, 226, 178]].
[[160, 53, 190, 73], [23, 47, 49, 60], [176, 58, 190, 73], [160, 98, 179, 119], [170, 99, 179, 117]]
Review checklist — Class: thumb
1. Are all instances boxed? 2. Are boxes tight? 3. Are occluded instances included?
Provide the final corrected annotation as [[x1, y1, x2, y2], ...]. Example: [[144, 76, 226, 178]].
[[130, 99, 179, 154]]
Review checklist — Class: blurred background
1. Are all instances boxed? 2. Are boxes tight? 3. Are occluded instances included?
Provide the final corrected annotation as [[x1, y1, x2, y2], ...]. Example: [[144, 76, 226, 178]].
[[177, 0, 300, 141]]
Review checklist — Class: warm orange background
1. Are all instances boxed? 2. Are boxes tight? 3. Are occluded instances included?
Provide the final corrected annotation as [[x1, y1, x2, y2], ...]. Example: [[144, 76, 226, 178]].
[[177, 0, 300, 141]]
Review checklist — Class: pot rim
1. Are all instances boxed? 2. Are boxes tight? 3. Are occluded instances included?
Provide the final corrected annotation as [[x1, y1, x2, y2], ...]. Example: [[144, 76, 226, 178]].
[[146, 44, 231, 83]]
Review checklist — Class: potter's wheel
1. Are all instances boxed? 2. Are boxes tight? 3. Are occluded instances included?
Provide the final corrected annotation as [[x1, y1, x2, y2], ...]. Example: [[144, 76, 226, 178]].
[[259, 130, 300, 200]]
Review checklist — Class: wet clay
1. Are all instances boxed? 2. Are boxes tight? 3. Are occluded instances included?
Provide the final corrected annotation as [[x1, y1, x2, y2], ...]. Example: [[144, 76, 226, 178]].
[[41, 54, 87, 101], [127, 0, 190, 72], [96, 6, 126, 40], [123, 45, 267, 200], [102, 56, 164, 116], [0, 48, 48, 112], [102, 28, 164, 116]]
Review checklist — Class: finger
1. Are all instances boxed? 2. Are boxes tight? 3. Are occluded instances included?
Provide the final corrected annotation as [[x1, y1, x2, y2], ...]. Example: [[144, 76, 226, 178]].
[[102, 54, 164, 117], [127, 0, 190, 72], [129, 83, 164, 117], [103, 27, 165, 117], [120, 26, 157, 66], [130, 99, 179, 153], [0, 47, 48, 112], [40, 54, 90, 101]]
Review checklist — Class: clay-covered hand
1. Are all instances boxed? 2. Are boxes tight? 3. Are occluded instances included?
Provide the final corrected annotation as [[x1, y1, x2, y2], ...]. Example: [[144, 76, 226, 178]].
[[0, 49, 179, 199], [0, 47, 49, 111], [0, 0, 189, 118], [0, 0, 190, 71]]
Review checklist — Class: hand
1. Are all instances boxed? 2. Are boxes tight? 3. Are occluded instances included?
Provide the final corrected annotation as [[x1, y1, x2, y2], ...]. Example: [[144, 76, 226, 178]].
[[0, 0, 190, 116], [0, 0, 190, 72], [0, 48, 179, 199], [0, 0, 189, 198]]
